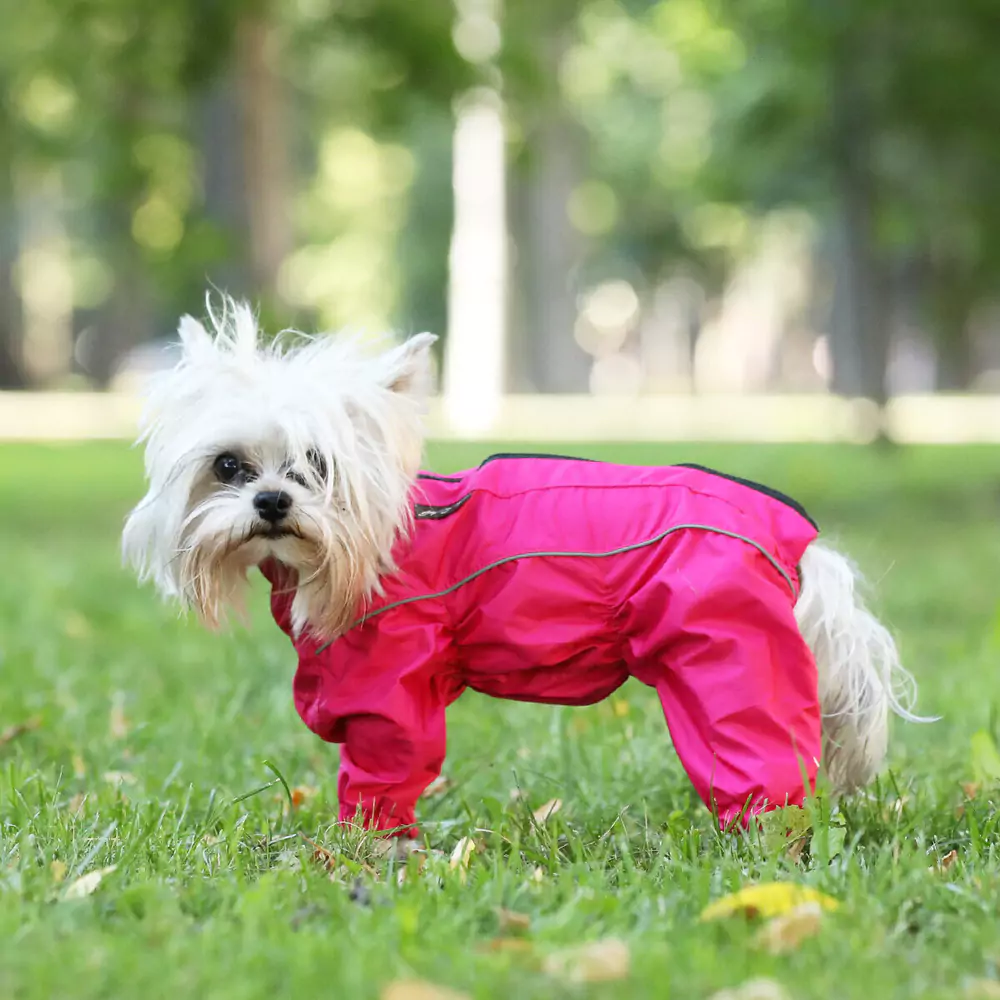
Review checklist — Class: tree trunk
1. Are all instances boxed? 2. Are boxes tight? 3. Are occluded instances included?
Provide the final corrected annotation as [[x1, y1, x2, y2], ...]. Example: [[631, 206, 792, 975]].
[[0, 158, 24, 388], [197, 73, 252, 300], [235, 14, 293, 299], [931, 270, 976, 390], [827, 40, 890, 407]]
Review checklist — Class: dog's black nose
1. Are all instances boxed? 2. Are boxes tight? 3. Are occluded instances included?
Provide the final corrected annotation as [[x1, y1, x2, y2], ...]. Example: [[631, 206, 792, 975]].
[[254, 490, 292, 524]]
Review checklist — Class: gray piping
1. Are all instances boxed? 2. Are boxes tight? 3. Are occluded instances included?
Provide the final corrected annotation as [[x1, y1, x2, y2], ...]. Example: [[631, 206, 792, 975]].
[[314, 523, 797, 654]]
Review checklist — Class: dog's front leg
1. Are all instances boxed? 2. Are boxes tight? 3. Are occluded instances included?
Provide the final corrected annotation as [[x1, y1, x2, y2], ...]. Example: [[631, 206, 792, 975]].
[[335, 700, 448, 841]]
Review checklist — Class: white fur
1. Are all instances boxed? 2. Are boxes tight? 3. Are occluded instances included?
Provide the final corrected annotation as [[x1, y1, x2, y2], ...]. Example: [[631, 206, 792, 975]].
[[795, 541, 931, 793], [122, 296, 435, 640]]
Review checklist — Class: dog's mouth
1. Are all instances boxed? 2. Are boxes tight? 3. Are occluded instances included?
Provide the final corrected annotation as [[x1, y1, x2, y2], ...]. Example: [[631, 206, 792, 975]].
[[251, 526, 302, 541]]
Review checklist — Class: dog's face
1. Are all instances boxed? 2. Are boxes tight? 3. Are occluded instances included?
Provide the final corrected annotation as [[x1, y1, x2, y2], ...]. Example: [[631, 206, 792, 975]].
[[122, 300, 435, 640]]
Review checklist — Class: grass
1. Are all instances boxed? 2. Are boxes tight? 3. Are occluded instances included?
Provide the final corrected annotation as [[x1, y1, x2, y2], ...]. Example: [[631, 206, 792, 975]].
[[3, 440, 1000, 999]]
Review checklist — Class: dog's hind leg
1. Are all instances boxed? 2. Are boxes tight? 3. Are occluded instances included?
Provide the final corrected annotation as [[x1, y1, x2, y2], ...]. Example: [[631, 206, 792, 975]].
[[794, 541, 927, 794]]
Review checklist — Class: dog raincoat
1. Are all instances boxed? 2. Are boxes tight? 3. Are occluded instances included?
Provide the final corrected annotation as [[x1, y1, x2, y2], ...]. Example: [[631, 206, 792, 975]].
[[262, 455, 821, 837]]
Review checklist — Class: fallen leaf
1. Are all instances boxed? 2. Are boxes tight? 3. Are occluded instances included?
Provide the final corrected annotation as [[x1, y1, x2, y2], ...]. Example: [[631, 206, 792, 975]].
[[72, 754, 86, 779], [965, 980, 1000, 999], [381, 979, 470, 1000], [710, 978, 793, 1000], [63, 865, 116, 900], [50, 860, 67, 883], [496, 907, 531, 933], [700, 883, 840, 922], [478, 938, 535, 955], [532, 799, 562, 824], [449, 837, 475, 882], [300, 834, 336, 872], [930, 849, 959, 874], [424, 776, 453, 798], [102, 771, 136, 788], [754, 901, 825, 954], [0, 716, 42, 747], [109, 693, 129, 740], [67, 793, 86, 815], [290, 785, 318, 809], [962, 782, 980, 799], [543, 938, 631, 983]]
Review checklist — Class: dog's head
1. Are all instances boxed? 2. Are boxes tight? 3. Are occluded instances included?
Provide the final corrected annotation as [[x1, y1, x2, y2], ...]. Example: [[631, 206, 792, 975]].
[[122, 298, 435, 640]]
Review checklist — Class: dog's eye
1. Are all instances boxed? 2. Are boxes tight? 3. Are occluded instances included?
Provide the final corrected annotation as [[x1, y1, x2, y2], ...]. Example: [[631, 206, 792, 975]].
[[213, 452, 242, 484], [306, 449, 329, 481]]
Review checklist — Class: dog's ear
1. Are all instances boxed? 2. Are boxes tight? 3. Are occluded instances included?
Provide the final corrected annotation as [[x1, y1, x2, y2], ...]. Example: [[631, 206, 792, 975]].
[[380, 332, 437, 398], [177, 315, 214, 359]]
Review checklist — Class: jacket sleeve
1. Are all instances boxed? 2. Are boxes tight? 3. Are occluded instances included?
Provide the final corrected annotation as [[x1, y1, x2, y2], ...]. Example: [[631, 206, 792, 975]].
[[292, 614, 457, 839], [622, 531, 822, 827]]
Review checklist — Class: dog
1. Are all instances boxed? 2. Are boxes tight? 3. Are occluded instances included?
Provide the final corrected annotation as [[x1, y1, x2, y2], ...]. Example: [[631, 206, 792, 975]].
[[123, 298, 925, 838]]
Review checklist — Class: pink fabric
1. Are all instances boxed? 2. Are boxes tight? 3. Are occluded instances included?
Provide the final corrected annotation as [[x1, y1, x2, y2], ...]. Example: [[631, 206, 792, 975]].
[[262, 457, 821, 837]]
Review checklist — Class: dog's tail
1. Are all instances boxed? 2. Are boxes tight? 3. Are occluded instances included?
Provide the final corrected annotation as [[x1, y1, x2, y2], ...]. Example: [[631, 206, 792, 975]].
[[794, 541, 928, 794]]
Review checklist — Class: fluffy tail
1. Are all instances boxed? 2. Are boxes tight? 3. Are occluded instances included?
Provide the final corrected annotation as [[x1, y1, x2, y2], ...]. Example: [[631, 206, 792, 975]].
[[794, 541, 928, 794]]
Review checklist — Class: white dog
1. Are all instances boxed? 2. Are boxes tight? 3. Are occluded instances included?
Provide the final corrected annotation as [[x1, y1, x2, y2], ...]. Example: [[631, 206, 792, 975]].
[[123, 299, 927, 833]]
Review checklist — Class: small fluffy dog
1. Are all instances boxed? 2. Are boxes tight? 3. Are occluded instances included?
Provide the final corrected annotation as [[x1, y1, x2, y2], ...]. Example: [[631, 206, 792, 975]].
[[124, 299, 924, 837]]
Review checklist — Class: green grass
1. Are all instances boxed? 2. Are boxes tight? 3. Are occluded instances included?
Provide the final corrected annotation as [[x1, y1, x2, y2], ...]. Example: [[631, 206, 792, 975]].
[[3, 440, 1000, 999]]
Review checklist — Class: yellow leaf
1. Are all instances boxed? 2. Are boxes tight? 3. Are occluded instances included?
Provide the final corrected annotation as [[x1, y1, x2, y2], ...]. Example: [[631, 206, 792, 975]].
[[0, 716, 42, 746], [381, 980, 470, 1000], [63, 865, 116, 900], [930, 849, 959, 874], [532, 799, 562, 824], [109, 692, 129, 740], [753, 901, 825, 954], [449, 837, 475, 883], [700, 883, 840, 921], [50, 859, 68, 883], [710, 978, 793, 1000], [496, 907, 531, 933], [72, 754, 86, 779], [543, 938, 631, 983], [102, 771, 136, 788]]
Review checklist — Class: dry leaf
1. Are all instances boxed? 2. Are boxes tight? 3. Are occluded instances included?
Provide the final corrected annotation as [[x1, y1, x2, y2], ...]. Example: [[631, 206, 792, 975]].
[[700, 883, 840, 922], [962, 782, 981, 799], [754, 901, 824, 954], [67, 793, 86, 815], [497, 907, 531, 932], [300, 834, 337, 872], [102, 771, 136, 788], [532, 799, 562, 824], [930, 849, 959, 874], [0, 716, 42, 747], [965, 980, 1000, 999], [72, 754, 86, 779], [290, 785, 318, 809], [710, 978, 793, 1000], [50, 860, 68, 883], [109, 693, 129, 740], [449, 837, 475, 883], [381, 979, 470, 1000], [543, 938, 631, 983], [478, 937, 535, 955], [424, 776, 453, 798], [63, 865, 116, 900]]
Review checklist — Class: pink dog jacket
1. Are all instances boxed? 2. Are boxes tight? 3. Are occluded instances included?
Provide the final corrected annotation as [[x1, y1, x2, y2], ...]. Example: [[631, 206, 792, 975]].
[[263, 455, 821, 836]]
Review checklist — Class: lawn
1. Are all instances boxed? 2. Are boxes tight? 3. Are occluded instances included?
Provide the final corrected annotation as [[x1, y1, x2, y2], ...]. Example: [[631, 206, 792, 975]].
[[3, 440, 1000, 1000]]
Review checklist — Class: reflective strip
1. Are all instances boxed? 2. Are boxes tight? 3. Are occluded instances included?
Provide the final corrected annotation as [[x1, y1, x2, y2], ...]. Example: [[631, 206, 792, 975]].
[[314, 523, 797, 654]]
